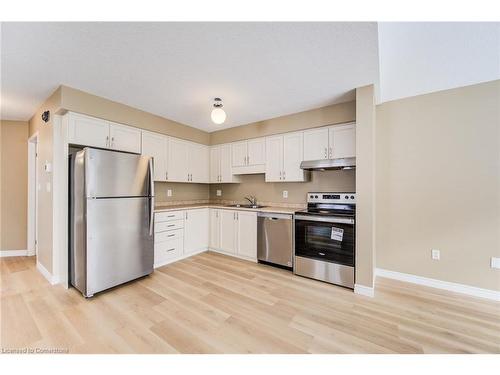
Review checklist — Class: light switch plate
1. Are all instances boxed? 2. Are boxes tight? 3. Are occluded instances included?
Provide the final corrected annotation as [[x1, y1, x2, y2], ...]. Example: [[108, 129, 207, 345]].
[[216, 190, 222, 197], [431, 249, 440, 260], [283, 190, 288, 199], [491, 257, 500, 269], [167, 189, 172, 197]]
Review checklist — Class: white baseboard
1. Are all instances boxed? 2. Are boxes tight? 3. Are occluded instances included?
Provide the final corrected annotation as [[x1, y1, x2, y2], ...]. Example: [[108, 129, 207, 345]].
[[354, 284, 375, 297], [154, 248, 208, 269], [0, 249, 29, 257], [36, 261, 58, 285], [376, 268, 500, 302]]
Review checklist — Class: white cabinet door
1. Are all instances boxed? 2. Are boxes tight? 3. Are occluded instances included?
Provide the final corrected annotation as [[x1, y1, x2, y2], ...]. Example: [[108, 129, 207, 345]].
[[209, 209, 220, 249], [67, 112, 109, 148], [168, 138, 189, 182], [109, 122, 142, 153], [219, 210, 237, 254], [231, 141, 247, 167], [142, 131, 168, 181], [247, 138, 266, 166], [220, 144, 239, 183], [283, 131, 306, 182], [189, 144, 209, 183], [330, 123, 356, 159], [209, 146, 220, 183], [265, 135, 283, 182], [184, 209, 209, 255], [303, 127, 329, 161], [236, 211, 257, 259]]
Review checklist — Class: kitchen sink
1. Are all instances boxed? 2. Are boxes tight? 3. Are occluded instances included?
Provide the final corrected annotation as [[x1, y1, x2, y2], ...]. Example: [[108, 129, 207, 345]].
[[225, 204, 267, 209]]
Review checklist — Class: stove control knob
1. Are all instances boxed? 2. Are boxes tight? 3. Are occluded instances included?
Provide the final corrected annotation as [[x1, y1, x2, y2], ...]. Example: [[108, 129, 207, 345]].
[[310, 195, 314, 198], [350, 195, 354, 199], [315, 195, 318, 198], [345, 195, 349, 199]]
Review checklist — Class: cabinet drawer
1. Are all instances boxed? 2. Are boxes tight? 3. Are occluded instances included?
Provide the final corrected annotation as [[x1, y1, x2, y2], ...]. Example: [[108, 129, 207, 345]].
[[156, 228, 183, 242], [155, 220, 184, 233], [154, 237, 183, 265], [155, 211, 184, 223]]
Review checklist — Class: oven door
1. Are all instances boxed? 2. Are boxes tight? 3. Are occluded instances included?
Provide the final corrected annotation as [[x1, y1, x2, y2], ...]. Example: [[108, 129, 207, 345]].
[[294, 215, 355, 267]]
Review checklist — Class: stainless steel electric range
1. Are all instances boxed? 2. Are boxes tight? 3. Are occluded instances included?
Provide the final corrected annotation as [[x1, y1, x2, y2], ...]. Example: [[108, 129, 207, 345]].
[[294, 192, 355, 289]]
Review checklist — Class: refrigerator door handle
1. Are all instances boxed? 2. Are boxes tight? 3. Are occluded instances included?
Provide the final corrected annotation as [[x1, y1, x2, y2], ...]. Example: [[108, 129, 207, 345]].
[[148, 158, 154, 236]]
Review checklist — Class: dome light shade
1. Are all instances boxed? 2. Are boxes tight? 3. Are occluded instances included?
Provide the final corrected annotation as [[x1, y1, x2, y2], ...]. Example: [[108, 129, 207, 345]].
[[211, 98, 226, 124]]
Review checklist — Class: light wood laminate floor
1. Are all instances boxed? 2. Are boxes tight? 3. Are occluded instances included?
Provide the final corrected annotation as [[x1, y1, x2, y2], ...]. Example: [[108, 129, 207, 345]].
[[1, 252, 499, 353]]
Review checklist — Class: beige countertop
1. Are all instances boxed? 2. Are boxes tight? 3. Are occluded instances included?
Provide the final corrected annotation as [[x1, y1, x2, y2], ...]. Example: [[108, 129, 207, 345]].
[[154, 203, 301, 215]]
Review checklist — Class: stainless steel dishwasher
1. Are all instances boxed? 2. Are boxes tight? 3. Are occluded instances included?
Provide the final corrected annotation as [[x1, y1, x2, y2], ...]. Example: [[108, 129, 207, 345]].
[[257, 212, 293, 269]]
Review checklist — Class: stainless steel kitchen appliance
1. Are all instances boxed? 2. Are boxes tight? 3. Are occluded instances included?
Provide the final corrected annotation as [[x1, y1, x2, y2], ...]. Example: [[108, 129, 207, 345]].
[[294, 192, 355, 288], [69, 147, 154, 297], [257, 212, 293, 269]]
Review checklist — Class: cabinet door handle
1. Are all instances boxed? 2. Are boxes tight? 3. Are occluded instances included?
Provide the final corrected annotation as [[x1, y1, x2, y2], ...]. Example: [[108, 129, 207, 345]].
[[105, 136, 109, 148], [324, 147, 327, 158], [279, 171, 282, 180], [247, 155, 249, 165], [329, 147, 332, 159], [283, 170, 286, 180], [165, 171, 168, 180], [111, 137, 115, 148]]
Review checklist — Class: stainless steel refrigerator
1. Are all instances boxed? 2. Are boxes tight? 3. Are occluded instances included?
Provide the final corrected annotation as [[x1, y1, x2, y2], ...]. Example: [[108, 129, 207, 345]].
[[69, 147, 154, 297]]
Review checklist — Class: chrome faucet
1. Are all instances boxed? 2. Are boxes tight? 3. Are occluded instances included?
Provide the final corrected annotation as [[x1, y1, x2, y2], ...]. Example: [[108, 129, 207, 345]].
[[244, 195, 257, 206]]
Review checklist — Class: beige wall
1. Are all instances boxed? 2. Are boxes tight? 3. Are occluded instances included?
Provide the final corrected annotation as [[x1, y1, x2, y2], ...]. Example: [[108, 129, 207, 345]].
[[210, 100, 355, 144], [156, 182, 210, 202], [355, 85, 376, 289], [0, 121, 29, 250], [209, 171, 355, 204], [376, 80, 500, 291], [60, 86, 210, 145]]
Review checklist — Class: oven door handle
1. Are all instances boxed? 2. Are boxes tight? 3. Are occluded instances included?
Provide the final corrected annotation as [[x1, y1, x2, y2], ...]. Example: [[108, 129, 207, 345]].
[[295, 215, 355, 225]]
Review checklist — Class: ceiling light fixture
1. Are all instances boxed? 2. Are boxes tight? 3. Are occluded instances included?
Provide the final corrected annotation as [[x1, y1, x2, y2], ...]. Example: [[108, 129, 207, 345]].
[[211, 97, 226, 125]]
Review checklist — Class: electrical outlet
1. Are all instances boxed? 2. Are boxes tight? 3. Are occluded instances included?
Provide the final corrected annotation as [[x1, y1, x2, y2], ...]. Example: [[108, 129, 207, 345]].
[[167, 189, 172, 197], [431, 249, 440, 260], [491, 257, 500, 269], [216, 189, 222, 197], [283, 190, 288, 199]]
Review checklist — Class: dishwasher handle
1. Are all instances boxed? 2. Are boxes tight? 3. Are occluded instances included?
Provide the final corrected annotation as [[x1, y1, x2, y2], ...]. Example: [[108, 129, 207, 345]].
[[257, 212, 293, 220]]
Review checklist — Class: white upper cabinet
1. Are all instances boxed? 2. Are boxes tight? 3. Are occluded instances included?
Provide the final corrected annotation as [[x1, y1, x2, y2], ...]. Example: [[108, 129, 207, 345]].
[[210, 144, 241, 183], [209, 147, 220, 183], [184, 208, 209, 255], [231, 141, 248, 167], [109, 122, 142, 153], [265, 132, 308, 182], [265, 135, 283, 182], [67, 112, 141, 153], [141, 131, 168, 181], [188, 143, 209, 183], [247, 138, 266, 166], [329, 123, 356, 159], [303, 123, 356, 161], [168, 137, 189, 182], [283, 132, 307, 181], [303, 127, 329, 161], [236, 211, 257, 260], [231, 138, 266, 174], [67, 112, 109, 149]]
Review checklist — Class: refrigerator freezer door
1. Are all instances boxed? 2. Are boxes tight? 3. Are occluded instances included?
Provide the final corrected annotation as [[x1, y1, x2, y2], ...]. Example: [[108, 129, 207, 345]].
[[85, 148, 152, 198], [86, 197, 154, 296]]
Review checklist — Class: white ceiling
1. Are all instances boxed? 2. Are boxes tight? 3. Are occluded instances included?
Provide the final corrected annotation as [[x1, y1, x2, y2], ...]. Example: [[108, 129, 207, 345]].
[[2, 22, 499, 131], [378, 22, 500, 102], [0, 22, 379, 131]]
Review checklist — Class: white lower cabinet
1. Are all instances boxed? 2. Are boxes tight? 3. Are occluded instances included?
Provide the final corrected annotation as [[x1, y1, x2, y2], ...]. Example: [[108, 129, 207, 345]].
[[210, 208, 257, 260], [154, 207, 257, 268], [184, 208, 209, 255]]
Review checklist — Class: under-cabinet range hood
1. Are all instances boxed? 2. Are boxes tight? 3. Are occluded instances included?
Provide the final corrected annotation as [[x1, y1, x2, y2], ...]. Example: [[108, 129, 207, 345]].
[[300, 157, 356, 171]]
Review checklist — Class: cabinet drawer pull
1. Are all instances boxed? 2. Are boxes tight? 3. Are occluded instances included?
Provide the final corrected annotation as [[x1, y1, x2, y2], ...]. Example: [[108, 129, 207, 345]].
[[167, 234, 175, 237], [167, 215, 175, 218], [167, 224, 175, 227], [167, 248, 175, 252]]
